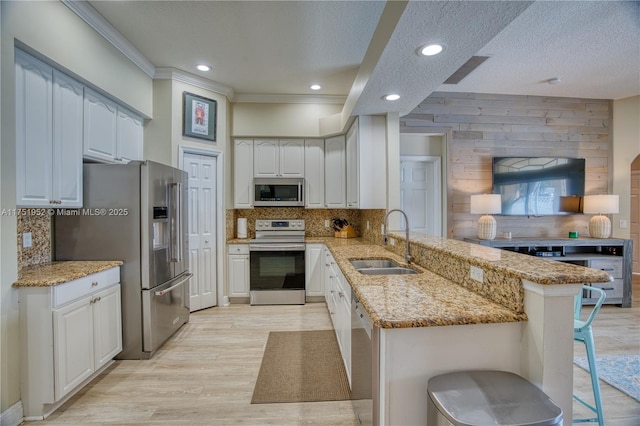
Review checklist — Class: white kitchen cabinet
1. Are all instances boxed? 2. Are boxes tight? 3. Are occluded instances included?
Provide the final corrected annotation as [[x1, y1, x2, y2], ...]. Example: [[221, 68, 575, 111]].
[[233, 139, 254, 208], [15, 50, 83, 208], [346, 116, 387, 209], [304, 139, 325, 208], [19, 266, 122, 419], [228, 244, 250, 297], [324, 135, 346, 208], [305, 244, 324, 297], [254, 139, 304, 177], [84, 88, 143, 164]]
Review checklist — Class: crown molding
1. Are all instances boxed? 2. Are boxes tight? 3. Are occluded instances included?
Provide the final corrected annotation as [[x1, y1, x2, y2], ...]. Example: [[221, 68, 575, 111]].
[[61, 0, 156, 78], [154, 68, 235, 100], [233, 93, 347, 104]]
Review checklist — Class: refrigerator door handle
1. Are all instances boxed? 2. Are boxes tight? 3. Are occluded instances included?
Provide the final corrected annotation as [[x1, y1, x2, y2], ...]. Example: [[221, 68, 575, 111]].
[[154, 273, 193, 296], [169, 182, 182, 263]]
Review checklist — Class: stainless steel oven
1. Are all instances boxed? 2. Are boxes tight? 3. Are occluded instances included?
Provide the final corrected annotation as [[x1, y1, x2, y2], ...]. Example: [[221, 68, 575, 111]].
[[249, 219, 305, 305]]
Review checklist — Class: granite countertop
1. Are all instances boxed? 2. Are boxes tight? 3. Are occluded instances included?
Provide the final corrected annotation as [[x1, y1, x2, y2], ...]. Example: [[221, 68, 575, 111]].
[[320, 238, 527, 328], [13, 261, 123, 288]]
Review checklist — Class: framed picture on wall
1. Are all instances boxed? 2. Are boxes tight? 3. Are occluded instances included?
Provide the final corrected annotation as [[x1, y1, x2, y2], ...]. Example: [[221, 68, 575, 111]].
[[183, 92, 217, 141]]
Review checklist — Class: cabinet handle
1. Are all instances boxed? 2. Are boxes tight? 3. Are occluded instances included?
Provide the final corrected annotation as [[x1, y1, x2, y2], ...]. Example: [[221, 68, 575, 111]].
[[91, 281, 99, 287], [338, 291, 344, 298], [325, 263, 330, 266]]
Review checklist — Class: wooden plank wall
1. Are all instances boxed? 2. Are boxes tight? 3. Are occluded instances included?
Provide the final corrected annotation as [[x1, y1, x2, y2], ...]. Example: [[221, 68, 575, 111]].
[[399, 92, 612, 239]]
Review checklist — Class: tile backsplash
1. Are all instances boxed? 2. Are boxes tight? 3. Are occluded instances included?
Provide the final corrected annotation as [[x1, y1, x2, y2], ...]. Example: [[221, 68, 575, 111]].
[[227, 208, 386, 243], [17, 209, 52, 269]]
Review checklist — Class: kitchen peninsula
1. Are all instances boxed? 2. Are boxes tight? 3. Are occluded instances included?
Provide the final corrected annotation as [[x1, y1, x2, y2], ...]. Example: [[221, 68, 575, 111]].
[[305, 234, 611, 425]]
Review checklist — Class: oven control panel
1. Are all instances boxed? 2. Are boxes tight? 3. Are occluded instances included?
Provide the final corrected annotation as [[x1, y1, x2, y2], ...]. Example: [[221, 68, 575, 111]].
[[255, 219, 305, 231]]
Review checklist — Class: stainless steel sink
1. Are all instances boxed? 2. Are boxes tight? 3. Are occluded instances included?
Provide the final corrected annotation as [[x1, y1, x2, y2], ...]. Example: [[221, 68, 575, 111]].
[[350, 259, 400, 269], [350, 259, 419, 275], [357, 267, 419, 275]]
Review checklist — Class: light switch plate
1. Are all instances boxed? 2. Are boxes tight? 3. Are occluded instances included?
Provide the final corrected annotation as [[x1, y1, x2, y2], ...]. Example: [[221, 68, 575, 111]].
[[620, 219, 628, 229], [390, 237, 395, 246], [367, 221, 370, 230], [470, 266, 484, 282], [23, 232, 32, 248], [325, 220, 330, 228]]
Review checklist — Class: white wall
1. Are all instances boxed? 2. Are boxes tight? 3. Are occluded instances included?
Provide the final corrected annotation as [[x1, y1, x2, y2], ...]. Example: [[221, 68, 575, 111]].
[[1, 0, 153, 415], [232, 103, 342, 137], [612, 95, 640, 239], [399, 134, 443, 156]]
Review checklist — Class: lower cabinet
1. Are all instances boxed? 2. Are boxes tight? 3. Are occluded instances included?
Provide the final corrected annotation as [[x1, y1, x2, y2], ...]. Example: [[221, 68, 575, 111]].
[[323, 246, 351, 385], [19, 266, 122, 419], [228, 244, 250, 298], [305, 244, 324, 297]]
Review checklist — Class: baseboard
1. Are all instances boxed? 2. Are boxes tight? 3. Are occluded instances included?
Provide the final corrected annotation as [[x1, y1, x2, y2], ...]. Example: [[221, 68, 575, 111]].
[[0, 400, 24, 426]]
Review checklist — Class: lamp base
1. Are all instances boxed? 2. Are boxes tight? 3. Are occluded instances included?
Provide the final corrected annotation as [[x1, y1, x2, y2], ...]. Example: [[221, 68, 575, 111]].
[[589, 215, 611, 238], [477, 215, 497, 240]]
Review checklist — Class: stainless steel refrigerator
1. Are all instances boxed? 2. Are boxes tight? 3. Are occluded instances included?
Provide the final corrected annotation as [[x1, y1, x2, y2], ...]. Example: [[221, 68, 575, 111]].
[[55, 161, 191, 359]]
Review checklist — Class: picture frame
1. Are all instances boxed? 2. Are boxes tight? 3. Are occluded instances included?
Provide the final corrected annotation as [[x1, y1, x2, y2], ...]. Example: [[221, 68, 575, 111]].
[[183, 92, 217, 141]]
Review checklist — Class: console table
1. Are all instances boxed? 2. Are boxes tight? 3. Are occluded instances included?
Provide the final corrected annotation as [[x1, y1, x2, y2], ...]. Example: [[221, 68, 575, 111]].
[[464, 237, 632, 307]]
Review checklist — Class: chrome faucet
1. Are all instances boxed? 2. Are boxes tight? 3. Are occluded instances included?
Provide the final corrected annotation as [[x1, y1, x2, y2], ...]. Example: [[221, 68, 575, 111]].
[[383, 209, 412, 264]]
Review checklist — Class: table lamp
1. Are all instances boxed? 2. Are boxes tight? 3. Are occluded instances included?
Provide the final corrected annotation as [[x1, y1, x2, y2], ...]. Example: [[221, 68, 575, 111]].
[[470, 194, 502, 240], [583, 195, 619, 238]]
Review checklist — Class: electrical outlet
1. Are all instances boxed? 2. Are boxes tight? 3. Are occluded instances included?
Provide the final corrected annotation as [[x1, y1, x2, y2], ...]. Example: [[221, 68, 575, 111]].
[[390, 237, 395, 246], [470, 266, 484, 283], [367, 221, 370, 230], [381, 224, 385, 235], [23, 232, 32, 248], [620, 219, 628, 229], [325, 219, 330, 228]]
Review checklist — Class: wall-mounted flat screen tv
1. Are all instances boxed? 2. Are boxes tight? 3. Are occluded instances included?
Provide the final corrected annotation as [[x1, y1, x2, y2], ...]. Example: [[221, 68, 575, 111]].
[[492, 157, 586, 216]]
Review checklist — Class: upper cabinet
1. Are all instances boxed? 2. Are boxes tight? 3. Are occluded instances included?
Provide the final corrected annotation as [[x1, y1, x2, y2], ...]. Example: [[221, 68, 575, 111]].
[[345, 116, 387, 209], [84, 88, 143, 164], [234, 139, 254, 208], [325, 135, 346, 208], [15, 50, 83, 208], [304, 139, 325, 209], [254, 139, 304, 177]]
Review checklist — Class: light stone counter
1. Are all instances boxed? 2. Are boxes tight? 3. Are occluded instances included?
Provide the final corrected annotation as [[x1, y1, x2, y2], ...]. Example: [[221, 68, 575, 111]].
[[13, 260, 123, 287]]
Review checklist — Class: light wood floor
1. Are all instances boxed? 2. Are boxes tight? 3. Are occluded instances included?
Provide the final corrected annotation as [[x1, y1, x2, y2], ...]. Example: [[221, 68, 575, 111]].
[[27, 280, 640, 425]]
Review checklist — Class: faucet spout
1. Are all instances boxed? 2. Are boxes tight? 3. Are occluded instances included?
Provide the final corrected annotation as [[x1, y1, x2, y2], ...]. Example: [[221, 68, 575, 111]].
[[382, 209, 412, 264]]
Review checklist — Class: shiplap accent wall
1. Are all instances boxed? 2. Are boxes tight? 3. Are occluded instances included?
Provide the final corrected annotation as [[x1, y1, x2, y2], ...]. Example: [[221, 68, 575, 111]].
[[400, 92, 612, 239]]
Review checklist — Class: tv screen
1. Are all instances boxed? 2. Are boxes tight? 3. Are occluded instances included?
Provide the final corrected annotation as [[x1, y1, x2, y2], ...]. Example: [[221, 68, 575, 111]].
[[492, 157, 585, 216]]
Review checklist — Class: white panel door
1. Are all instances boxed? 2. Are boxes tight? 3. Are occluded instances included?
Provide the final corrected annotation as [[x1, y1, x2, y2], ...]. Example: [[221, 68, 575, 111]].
[[233, 139, 254, 208], [400, 158, 442, 236], [325, 135, 346, 208], [92, 285, 123, 369], [116, 107, 143, 163], [279, 139, 305, 177], [183, 153, 217, 311], [228, 255, 249, 297], [83, 88, 118, 163], [254, 139, 279, 177], [304, 139, 325, 208]]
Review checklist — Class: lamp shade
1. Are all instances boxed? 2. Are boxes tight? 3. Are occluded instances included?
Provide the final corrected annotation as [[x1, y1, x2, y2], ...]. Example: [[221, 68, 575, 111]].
[[583, 195, 619, 214], [470, 194, 502, 215]]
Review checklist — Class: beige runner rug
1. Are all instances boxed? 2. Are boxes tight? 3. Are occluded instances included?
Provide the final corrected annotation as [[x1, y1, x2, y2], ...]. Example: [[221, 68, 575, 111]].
[[251, 330, 351, 403]]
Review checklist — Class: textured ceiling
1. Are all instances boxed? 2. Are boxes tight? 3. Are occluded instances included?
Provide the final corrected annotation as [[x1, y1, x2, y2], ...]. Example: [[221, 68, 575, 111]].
[[86, 0, 640, 116]]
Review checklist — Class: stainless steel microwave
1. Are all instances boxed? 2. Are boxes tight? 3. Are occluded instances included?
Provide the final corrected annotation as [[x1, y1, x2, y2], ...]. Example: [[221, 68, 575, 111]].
[[254, 178, 304, 207]]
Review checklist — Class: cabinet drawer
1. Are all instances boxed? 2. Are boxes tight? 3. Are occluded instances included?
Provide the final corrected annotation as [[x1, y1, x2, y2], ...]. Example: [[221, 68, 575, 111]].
[[589, 258, 623, 278], [228, 244, 249, 255], [591, 279, 623, 300], [53, 267, 120, 308]]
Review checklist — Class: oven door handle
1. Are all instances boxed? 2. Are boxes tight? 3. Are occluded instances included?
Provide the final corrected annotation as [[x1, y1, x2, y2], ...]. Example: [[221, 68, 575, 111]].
[[249, 244, 306, 251]]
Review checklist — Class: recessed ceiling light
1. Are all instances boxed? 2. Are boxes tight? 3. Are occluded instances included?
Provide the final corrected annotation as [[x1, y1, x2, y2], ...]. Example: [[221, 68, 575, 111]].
[[420, 44, 444, 56], [196, 64, 211, 72], [310, 84, 322, 91], [384, 94, 400, 101]]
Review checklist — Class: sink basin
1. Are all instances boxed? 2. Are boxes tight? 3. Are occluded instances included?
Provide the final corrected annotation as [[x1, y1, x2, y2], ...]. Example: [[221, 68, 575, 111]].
[[350, 259, 400, 269], [357, 267, 419, 275]]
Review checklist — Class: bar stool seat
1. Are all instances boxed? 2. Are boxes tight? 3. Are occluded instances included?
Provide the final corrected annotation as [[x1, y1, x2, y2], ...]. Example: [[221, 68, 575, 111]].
[[573, 285, 606, 426]]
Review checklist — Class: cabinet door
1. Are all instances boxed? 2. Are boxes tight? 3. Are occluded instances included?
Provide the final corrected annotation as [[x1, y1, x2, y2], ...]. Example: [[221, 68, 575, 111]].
[[83, 88, 118, 163], [52, 70, 83, 207], [325, 135, 346, 208], [116, 107, 143, 163], [279, 139, 305, 177], [228, 255, 249, 297], [93, 285, 123, 369], [254, 139, 279, 177], [234, 139, 254, 208], [304, 139, 325, 208], [15, 50, 54, 207], [305, 244, 324, 297], [53, 297, 95, 400], [345, 121, 359, 208]]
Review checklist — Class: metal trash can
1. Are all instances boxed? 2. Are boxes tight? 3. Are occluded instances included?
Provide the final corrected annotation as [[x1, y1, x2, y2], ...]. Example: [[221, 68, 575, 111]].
[[427, 370, 563, 426]]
